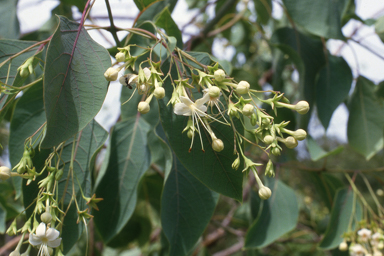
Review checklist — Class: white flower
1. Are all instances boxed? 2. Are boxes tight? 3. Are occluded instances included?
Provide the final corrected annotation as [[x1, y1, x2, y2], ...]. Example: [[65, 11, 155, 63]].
[[358, 228, 372, 242], [350, 244, 365, 256], [29, 223, 61, 256], [174, 94, 209, 117]]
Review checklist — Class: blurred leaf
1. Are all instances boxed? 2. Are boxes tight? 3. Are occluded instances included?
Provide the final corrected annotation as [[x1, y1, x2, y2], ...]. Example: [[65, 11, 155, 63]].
[[316, 55, 352, 129], [347, 76, 384, 160], [148, 130, 173, 179], [283, 0, 349, 39], [161, 156, 219, 256], [138, 173, 164, 213], [60, 0, 87, 11], [9, 81, 46, 199], [134, 0, 178, 13], [307, 136, 344, 162], [155, 7, 183, 49], [42, 16, 110, 148], [93, 118, 151, 243], [158, 58, 244, 201], [0, 203, 5, 234], [244, 178, 299, 249], [319, 188, 363, 249], [254, 0, 272, 25], [250, 188, 262, 220], [375, 15, 384, 43], [0, 0, 19, 39]]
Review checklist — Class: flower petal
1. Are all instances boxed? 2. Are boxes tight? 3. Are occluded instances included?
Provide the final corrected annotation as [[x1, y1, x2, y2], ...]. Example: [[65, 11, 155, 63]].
[[196, 105, 207, 116], [174, 103, 192, 116], [143, 67, 151, 80], [46, 227, 60, 241], [47, 237, 62, 248], [29, 233, 42, 246], [195, 93, 210, 107], [35, 222, 46, 238], [179, 96, 194, 107]]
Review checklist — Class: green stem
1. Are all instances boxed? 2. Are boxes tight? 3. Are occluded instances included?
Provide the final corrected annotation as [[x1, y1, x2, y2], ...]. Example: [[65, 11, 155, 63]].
[[104, 0, 121, 47]]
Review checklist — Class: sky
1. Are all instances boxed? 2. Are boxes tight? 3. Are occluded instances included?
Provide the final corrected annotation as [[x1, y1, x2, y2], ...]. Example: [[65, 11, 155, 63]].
[[15, 0, 384, 146]]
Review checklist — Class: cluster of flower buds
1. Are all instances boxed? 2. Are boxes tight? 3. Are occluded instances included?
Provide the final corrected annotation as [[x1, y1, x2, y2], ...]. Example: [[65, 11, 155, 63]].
[[339, 228, 384, 256]]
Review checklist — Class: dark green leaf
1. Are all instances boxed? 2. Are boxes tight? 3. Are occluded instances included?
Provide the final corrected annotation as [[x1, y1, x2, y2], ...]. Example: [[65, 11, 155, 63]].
[[9, 81, 46, 199], [0, 203, 5, 233], [42, 16, 110, 148], [134, 0, 178, 13], [316, 55, 352, 129], [93, 118, 151, 242], [155, 7, 183, 49], [254, 0, 272, 25], [0, 0, 19, 39], [244, 178, 299, 249], [307, 136, 344, 162], [138, 173, 164, 213], [60, 0, 87, 11], [158, 59, 244, 201], [319, 188, 363, 249], [161, 156, 219, 256], [347, 76, 384, 160], [283, 0, 349, 39]]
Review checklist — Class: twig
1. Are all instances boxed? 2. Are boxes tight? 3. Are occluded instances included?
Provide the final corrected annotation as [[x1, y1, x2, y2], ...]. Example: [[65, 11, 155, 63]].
[[0, 234, 29, 256], [212, 240, 244, 256], [104, 0, 121, 47]]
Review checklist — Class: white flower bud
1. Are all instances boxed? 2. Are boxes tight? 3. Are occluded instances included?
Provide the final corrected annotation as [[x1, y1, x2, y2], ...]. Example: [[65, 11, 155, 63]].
[[115, 52, 126, 62], [104, 67, 118, 81], [377, 189, 384, 196], [258, 186, 272, 200], [236, 81, 250, 94], [41, 212, 52, 224], [263, 135, 274, 144], [232, 156, 240, 170], [138, 101, 150, 114], [284, 136, 298, 149], [187, 130, 194, 139], [338, 241, 348, 251], [212, 138, 224, 152], [292, 129, 307, 141], [0, 166, 11, 181], [20, 68, 29, 78], [214, 69, 226, 82], [295, 101, 309, 114], [154, 87, 165, 99], [271, 147, 280, 156], [242, 104, 254, 116], [208, 86, 221, 98], [143, 67, 151, 80]]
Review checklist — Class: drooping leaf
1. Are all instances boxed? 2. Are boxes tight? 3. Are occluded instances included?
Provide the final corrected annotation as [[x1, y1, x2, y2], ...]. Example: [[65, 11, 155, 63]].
[[42, 16, 110, 148], [161, 156, 219, 256], [347, 76, 384, 160], [158, 58, 244, 201], [283, 0, 349, 39], [316, 55, 352, 129], [254, 0, 272, 25], [9, 81, 46, 199], [306, 136, 344, 162], [244, 178, 299, 249], [155, 7, 183, 49], [0, 0, 19, 39], [93, 117, 151, 243], [319, 188, 363, 249]]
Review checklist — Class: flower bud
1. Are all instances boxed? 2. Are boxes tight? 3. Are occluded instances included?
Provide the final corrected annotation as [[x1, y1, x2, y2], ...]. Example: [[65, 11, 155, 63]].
[[378, 241, 384, 249], [263, 135, 274, 144], [295, 101, 309, 115], [258, 186, 272, 200], [154, 87, 165, 99], [6, 219, 17, 236], [284, 136, 298, 149], [208, 86, 221, 98], [20, 68, 29, 78], [138, 101, 150, 114], [55, 169, 64, 181], [271, 147, 280, 156], [212, 138, 224, 152], [236, 81, 250, 94], [0, 166, 11, 181], [115, 52, 126, 62], [265, 160, 275, 177], [289, 129, 307, 141], [214, 69, 226, 82], [338, 241, 348, 251], [104, 67, 118, 81], [232, 156, 240, 170], [187, 130, 194, 139], [242, 104, 254, 117], [251, 113, 257, 126], [40, 212, 52, 224]]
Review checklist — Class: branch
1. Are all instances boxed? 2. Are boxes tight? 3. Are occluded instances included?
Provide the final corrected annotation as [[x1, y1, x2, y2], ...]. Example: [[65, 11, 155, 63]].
[[212, 240, 244, 256], [104, 0, 121, 47]]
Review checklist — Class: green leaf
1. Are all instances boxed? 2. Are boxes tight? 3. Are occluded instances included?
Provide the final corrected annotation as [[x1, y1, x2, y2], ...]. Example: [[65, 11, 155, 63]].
[[148, 130, 173, 179], [0, 0, 19, 39], [319, 188, 362, 249], [155, 7, 183, 49], [167, 36, 177, 54], [158, 59, 244, 201], [0, 203, 5, 234], [138, 173, 164, 213], [244, 178, 299, 249], [161, 156, 219, 256], [316, 55, 352, 129], [9, 81, 46, 199], [254, 0, 272, 25], [282, 0, 349, 39], [42, 16, 110, 148], [347, 76, 384, 160], [271, 27, 326, 126], [134, 0, 178, 12], [375, 16, 384, 43], [306, 136, 344, 162], [93, 118, 151, 243]]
